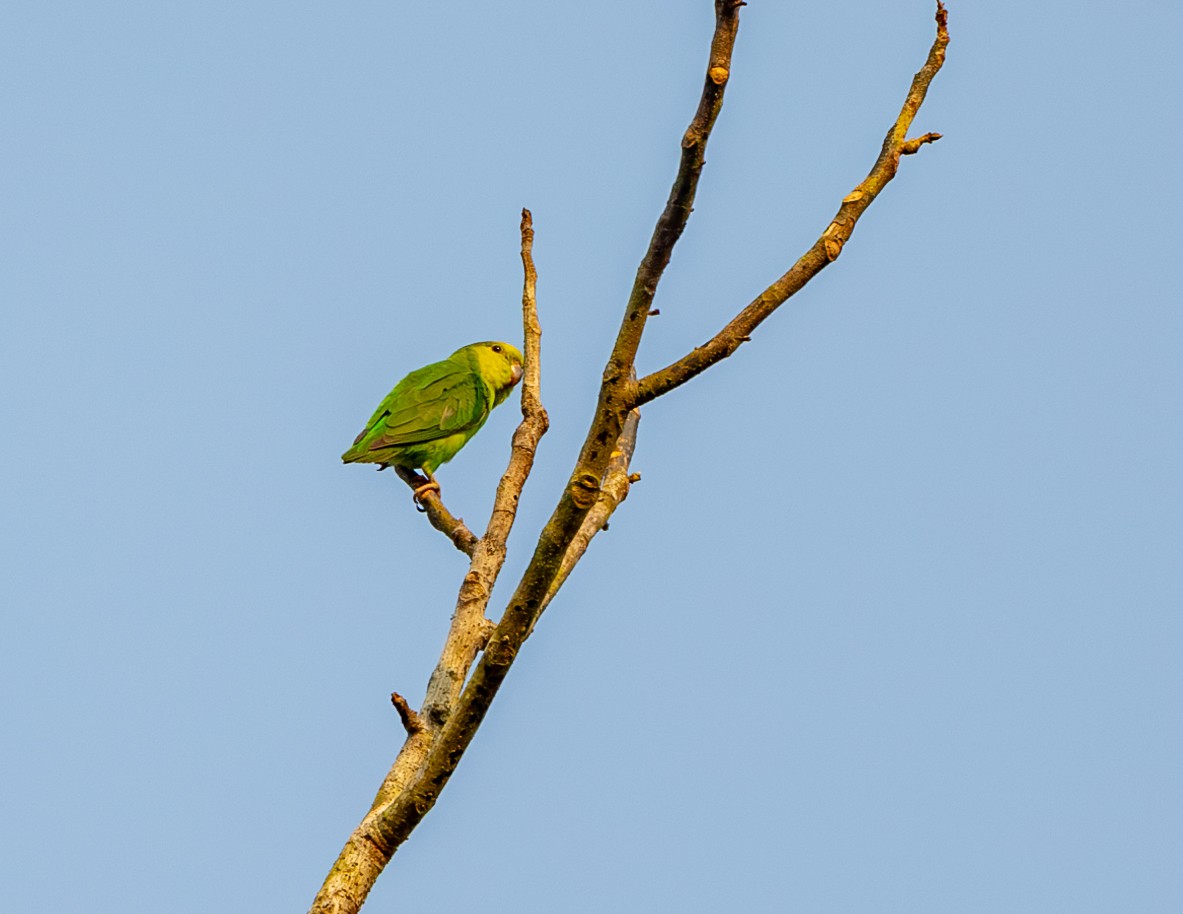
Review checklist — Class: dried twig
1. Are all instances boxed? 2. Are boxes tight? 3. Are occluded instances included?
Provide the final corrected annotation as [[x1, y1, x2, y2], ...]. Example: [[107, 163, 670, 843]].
[[632, 2, 950, 407], [389, 692, 425, 736], [393, 467, 478, 556]]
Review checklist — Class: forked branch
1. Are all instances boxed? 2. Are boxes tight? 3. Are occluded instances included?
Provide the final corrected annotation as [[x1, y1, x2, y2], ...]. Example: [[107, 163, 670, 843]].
[[632, 1, 949, 407], [309, 211, 548, 914], [311, 5, 949, 911]]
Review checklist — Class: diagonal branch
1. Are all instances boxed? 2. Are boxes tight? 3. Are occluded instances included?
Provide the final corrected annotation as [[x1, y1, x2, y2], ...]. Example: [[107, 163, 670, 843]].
[[631, 1, 950, 407], [608, 0, 744, 380], [420, 209, 548, 727], [337, 413, 643, 869], [360, 9, 744, 836], [464, 1, 743, 673], [541, 409, 641, 611], [394, 467, 478, 556], [311, 6, 950, 911], [309, 211, 547, 914]]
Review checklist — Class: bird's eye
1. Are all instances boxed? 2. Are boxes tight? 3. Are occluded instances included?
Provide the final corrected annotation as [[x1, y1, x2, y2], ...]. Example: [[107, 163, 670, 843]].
[[492, 345, 502, 353]]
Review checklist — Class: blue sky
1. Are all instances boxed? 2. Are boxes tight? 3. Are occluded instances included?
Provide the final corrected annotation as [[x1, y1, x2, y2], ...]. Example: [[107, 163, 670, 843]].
[[3, 1, 1181, 911]]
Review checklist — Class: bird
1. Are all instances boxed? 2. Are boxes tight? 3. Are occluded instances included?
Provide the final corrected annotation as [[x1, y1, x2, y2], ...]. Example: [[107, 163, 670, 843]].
[[342, 341, 524, 503]]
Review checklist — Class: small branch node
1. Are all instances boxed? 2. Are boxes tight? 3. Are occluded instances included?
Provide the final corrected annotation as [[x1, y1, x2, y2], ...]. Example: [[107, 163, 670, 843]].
[[477, 617, 497, 650], [395, 466, 478, 556], [708, 66, 729, 85], [901, 132, 943, 155], [390, 692, 426, 735]]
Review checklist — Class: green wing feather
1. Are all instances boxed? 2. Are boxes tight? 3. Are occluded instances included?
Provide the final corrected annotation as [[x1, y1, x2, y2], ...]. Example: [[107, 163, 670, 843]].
[[360, 362, 489, 449], [342, 357, 493, 470]]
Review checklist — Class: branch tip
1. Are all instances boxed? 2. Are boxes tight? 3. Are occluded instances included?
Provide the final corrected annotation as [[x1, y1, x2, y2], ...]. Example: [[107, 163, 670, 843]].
[[631, 0, 948, 407], [901, 132, 942, 155], [390, 692, 426, 735]]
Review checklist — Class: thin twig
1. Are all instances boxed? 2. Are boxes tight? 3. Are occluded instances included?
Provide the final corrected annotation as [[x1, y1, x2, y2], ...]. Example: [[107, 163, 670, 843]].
[[394, 467, 478, 556], [902, 132, 942, 155], [631, 1, 950, 407], [390, 692, 426, 736]]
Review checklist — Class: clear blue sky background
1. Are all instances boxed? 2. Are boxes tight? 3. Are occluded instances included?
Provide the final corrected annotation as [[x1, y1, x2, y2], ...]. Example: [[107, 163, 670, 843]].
[[3, 2, 1180, 911]]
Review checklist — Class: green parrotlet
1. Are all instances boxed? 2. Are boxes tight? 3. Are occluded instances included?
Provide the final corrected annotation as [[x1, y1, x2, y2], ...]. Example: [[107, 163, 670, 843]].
[[342, 341, 524, 500]]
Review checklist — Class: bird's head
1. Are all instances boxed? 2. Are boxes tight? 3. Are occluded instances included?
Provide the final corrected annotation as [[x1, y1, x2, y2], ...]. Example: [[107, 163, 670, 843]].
[[457, 341, 524, 403]]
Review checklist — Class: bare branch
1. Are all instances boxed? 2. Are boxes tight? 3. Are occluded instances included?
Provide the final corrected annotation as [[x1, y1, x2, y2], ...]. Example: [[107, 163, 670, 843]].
[[311, 6, 951, 911], [313, 11, 748, 875], [543, 410, 641, 610], [607, 0, 744, 380], [519, 209, 543, 416], [394, 467, 478, 556], [339, 414, 644, 870], [465, 2, 745, 669], [632, 1, 950, 407], [419, 210, 549, 728], [310, 212, 548, 914]]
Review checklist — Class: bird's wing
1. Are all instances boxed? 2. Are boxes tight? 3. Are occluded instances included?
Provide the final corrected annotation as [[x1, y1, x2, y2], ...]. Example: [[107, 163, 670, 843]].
[[355, 361, 490, 450]]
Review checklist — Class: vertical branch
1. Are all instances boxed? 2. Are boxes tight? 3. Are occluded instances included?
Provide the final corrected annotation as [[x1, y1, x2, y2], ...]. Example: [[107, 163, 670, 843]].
[[519, 209, 543, 416], [420, 210, 548, 726]]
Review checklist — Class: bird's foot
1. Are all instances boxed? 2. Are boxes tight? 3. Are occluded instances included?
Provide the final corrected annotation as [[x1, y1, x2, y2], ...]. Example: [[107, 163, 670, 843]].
[[412, 480, 441, 512]]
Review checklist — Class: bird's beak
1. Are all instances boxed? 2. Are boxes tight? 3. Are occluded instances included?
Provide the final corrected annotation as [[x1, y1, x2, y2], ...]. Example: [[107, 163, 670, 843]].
[[510, 363, 523, 385]]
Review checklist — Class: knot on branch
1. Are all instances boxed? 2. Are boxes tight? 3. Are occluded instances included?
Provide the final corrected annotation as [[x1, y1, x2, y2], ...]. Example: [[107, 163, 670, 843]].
[[901, 132, 943, 155], [570, 472, 602, 509], [708, 66, 729, 85], [458, 569, 488, 600]]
